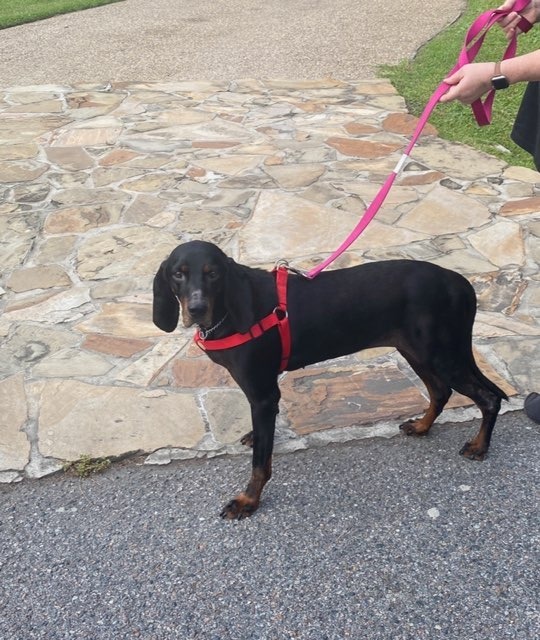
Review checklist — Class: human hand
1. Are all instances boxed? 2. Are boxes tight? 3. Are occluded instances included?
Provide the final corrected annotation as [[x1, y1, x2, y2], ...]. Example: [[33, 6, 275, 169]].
[[439, 63, 494, 104], [498, 0, 540, 39]]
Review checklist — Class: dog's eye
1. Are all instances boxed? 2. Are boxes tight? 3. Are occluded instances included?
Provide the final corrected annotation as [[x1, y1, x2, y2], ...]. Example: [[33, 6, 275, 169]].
[[173, 270, 186, 280], [206, 270, 219, 281]]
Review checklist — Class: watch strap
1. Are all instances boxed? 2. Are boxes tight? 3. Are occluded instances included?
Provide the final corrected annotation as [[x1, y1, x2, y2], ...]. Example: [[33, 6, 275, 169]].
[[491, 61, 510, 90]]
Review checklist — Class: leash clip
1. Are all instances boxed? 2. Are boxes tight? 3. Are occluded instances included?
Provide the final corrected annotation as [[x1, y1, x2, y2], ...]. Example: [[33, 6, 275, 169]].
[[274, 258, 311, 278]]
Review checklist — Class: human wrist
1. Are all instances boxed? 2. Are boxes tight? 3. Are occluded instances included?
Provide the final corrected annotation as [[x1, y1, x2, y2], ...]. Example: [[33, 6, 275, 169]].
[[491, 61, 510, 90]]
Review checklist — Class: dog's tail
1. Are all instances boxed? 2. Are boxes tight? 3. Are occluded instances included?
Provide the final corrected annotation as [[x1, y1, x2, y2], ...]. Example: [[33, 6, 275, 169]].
[[472, 358, 509, 401], [461, 277, 509, 402]]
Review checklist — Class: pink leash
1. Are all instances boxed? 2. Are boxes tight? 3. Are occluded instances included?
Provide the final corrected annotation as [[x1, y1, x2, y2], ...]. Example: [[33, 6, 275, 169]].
[[306, 0, 533, 279]]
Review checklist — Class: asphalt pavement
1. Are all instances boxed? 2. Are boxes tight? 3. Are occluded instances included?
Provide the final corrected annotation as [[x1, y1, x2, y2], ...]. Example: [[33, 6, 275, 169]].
[[1, 412, 539, 639]]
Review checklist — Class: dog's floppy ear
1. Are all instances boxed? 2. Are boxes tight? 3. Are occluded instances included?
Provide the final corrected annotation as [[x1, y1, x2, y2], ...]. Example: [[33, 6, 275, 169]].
[[152, 261, 179, 333], [224, 259, 256, 334]]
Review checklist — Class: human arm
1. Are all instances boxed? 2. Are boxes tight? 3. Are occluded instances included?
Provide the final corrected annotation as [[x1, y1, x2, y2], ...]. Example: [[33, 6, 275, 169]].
[[440, 0, 540, 104], [440, 50, 540, 104]]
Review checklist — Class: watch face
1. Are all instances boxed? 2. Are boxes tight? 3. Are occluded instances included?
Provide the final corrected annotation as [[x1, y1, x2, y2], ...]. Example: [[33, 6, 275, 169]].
[[492, 75, 510, 90]]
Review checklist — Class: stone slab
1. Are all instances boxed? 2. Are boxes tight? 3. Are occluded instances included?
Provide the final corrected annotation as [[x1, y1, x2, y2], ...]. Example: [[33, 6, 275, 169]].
[[45, 204, 123, 234], [82, 334, 153, 358], [413, 139, 506, 180], [203, 389, 251, 444], [75, 227, 178, 280], [0, 324, 81, 377], [0, 374, 30, 472], [169, 356, 237, 389], [32, 348, 113, 378], [114, 338, 187, 386], [469, 220, 525, 268], [281, 361, 428, 435], [3, 287, 92, 323], [399, 184, 491, 235], [6, 265, 72, 293], [38, 380, 205, 461], [239, 190, 364, 263], [75, 302, 164, 338]]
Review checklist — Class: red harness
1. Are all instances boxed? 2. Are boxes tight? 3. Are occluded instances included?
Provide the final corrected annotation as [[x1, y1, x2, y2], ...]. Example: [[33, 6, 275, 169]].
[[194, 267, 291, 372]]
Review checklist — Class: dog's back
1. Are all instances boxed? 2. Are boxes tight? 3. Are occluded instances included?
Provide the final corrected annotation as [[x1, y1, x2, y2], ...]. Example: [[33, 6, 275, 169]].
[[286, 260, 476, 368]]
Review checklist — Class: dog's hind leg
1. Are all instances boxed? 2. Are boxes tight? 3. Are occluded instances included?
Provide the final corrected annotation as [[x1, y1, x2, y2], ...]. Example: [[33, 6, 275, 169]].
[[449, 370, 504, 460], [424, 345, 506, 460], [398, 349, 452, 436]]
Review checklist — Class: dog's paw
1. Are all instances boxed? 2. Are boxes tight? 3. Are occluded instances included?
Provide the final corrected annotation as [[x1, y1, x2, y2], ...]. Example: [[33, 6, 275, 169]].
[[220, 494, 258, 520], [399, 419, 431, 436], [459, 442, 487, 461], [240, 431, 254, 448]]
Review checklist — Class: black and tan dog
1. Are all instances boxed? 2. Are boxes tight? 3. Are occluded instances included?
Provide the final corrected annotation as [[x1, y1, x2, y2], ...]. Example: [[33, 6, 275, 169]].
[[153, 240, 507, 519]]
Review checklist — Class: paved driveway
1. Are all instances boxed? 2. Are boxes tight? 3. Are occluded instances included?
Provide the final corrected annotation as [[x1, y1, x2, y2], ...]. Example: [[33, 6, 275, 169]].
[[0, 0, 464, 86]]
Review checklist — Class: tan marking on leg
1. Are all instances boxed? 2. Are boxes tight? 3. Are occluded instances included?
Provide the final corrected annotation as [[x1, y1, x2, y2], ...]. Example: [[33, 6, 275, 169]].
[[220, 463, 272, 519]]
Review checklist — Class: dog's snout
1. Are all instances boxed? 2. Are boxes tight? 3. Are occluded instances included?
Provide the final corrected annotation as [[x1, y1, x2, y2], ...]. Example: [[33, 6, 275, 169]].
[[188, 301, 208, 317], [187, 292, 208, 317]]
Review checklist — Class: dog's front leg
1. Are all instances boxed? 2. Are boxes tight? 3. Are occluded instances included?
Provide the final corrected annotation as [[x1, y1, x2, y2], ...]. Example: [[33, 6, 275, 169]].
[[220, 387, 279, 520]]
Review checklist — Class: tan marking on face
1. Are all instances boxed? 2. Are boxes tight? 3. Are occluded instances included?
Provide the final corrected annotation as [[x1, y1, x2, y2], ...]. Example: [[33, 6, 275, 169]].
[[179, 295, 214, 329], [198, 299, 214, 328], [179, 298, 194, 328]]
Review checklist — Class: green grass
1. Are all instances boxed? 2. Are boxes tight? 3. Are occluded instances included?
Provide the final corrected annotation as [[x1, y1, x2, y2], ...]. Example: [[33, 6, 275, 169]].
[[63, 455, 111, 478], [380, 0, 540, 169], [0, 0, 123, 30]]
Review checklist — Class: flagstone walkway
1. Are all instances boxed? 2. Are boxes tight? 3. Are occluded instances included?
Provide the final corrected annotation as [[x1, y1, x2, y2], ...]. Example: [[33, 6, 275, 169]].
[[1, 78, 539, 482]]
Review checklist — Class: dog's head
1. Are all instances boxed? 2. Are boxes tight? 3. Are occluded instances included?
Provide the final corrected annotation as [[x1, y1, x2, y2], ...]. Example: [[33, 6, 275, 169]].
[[152, 241, 255, 334]]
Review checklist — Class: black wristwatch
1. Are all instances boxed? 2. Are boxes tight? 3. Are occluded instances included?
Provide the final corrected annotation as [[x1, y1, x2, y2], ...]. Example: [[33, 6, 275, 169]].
[[491, 61, 509, 90]]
